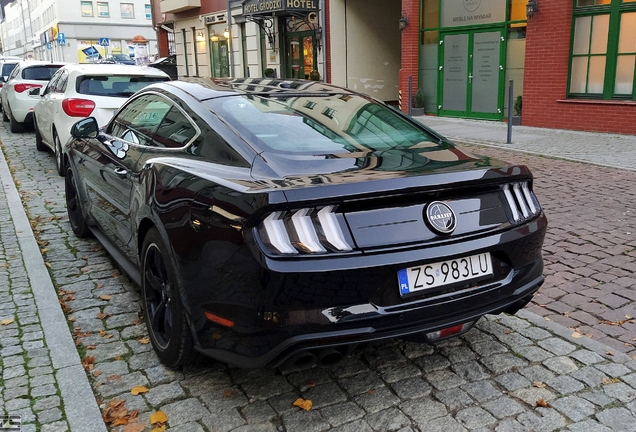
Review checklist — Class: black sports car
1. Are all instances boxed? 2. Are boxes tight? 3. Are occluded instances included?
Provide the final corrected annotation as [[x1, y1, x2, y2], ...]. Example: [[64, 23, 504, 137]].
[[64, 78, 547, 370]]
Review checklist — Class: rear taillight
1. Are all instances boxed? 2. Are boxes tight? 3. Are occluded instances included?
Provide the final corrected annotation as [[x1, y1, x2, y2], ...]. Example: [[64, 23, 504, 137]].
[[258, 206, 353, 255], [62, 99, 96, 117], [14, 83, 42, 93]]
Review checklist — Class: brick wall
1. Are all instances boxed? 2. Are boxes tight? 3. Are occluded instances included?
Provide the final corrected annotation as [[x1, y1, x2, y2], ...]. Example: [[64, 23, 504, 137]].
[[524, 0, 636, 134], [325, 0, 331, 82], [399, 0, 420, 113]]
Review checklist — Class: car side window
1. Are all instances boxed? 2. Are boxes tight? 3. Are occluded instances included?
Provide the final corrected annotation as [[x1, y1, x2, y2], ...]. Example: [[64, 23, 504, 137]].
[[109, 95, 171, 146], [153, 106, 197, 148], [43, 70, 63, 95], [7, 65, 19, 81], [56, 71, 69, 93]]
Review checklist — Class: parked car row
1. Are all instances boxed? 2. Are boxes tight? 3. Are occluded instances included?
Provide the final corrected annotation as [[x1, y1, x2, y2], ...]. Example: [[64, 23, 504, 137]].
[[1, 62, 547, 371]]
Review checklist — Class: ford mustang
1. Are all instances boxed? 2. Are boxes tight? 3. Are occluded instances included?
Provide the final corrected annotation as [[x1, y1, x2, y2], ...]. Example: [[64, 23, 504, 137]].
[[63, 78, 547, 370]]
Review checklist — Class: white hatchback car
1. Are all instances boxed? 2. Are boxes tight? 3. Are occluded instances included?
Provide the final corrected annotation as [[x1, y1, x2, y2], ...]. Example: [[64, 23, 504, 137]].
[[1, 60, 67, 133], [32, 63, 170, 175]]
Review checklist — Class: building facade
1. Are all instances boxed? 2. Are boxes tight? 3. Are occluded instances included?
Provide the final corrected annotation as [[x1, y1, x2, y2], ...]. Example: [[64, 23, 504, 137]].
[[0, 0, 158, 64], [157, 0, 636, 134]]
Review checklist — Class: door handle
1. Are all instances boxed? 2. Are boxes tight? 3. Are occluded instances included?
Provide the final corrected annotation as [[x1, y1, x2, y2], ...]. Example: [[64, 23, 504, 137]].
[[114, 167, 127, 176]]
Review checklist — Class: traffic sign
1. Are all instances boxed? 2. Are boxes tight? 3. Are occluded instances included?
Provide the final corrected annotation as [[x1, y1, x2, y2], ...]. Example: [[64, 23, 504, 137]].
[[99, 37, 110, 46], [57, 33, 66, 46], [46, 42, 52, 50]]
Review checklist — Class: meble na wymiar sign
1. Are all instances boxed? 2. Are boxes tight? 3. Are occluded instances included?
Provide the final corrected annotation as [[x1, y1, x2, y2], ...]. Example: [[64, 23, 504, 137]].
[[243, 0, 318, 15]]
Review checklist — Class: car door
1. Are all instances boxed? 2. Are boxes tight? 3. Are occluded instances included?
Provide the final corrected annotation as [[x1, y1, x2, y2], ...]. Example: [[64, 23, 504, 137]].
[[36, 69, 65, 146], [77, 94, 171, 258]]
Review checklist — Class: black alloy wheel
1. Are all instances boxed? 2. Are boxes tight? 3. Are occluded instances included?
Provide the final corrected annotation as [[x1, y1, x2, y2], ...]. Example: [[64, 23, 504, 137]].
[[64, 165, 91, 238], [34, 117, 47, 151], [9, 106, 23, 133], [141, 228, 195, 367], [54, 132, 64, 176]]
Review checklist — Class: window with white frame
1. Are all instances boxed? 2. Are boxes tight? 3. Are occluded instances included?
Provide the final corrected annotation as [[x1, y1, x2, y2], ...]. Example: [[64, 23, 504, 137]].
[[97, 2, 110, 17], [81, 1, 94, 17], [121, 3, 134, 18]]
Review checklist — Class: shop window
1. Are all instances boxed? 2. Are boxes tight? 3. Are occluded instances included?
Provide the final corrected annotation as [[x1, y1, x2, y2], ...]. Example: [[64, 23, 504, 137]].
[[569, 0, 636, 99], [81, 1, 94, 17]]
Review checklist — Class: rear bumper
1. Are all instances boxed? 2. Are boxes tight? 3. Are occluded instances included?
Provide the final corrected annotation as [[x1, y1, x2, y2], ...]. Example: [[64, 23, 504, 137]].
[[182, 214, 547, 369]]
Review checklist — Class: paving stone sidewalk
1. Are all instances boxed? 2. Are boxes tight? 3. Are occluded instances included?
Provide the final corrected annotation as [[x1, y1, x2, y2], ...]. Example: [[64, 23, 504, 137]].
[[0, 121, 635, 431]]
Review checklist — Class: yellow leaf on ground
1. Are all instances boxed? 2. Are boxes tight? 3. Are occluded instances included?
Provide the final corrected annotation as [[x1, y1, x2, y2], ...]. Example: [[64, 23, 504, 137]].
[[92, 371, 102, 377], [152, 426, 166, 432], [533, 382, 546, 388], [137, 337, 150, 345], [293, 398, 313, 411], [1, 319, 15, 326], [131, 386, 149, 395], [571, 332, 582, 338], [99, 295, 112, 301], [150, 411, 168, 425]]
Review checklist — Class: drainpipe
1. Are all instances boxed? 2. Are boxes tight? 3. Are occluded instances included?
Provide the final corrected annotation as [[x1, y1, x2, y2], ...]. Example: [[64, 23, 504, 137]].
[[320, 0, 326, 81], [227, 0, 235, 77]]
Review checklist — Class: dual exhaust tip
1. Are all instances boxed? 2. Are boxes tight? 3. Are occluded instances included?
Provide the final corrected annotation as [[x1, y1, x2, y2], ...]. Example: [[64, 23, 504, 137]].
[[283, 346, 353, 371]]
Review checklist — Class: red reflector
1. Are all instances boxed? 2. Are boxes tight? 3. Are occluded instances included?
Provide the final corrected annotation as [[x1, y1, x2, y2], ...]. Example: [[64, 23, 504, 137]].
[[62, 98, 96, 117], [439, 324, 465, 338], [204, 312, 235, 327], [14, 83, 42, 93]]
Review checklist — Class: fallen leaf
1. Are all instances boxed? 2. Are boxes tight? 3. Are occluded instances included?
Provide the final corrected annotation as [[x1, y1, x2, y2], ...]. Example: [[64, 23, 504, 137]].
[[503, 329, 512, 334], [152, 427, 167, 432], [131, 386, 149, 395], [571, 332, 582, 339], [86, 345, 96, 350], [150, 411, 168, 425], [99, 295, 112, 301], [111, 418, 129, 426], [545, 317, 551, 321], [93, 371, 102, 377], [606, 351, 614, 356], [533, 382, 546, 388], [137, 337, 150, 345], [122, 424, 145, 432], [536, 398, 551, 408], [107, 375, 122, 381], [293, 398, 313, 411], [96, 313, 112, 320], [114, 356, 122, 360], [45, 262, 51, 268], [602, 377, 620, 385], [223, 389, 234, 398], [305, 380, 316, 388], [82, 356, 95, 371], [132, 320, 142, 326], [1, 319, 15, 326], [99, 330, 113, 339], [212, 333, 222, 340], [96, 284, 104, 289]]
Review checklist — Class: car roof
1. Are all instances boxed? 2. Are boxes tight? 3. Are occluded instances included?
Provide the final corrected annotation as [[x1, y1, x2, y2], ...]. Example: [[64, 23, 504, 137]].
[[16, 60, 68, 68], [148, 77, 357, 101], [59, 63, 169, 78]]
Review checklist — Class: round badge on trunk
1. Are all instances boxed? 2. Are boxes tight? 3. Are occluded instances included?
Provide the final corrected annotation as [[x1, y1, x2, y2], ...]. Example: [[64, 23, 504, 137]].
[[425, 201, 457, 234]]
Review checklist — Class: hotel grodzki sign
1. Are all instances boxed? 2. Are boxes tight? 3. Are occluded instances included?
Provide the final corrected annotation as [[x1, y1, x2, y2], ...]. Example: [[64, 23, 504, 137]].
[[243, 0, 318, 15]]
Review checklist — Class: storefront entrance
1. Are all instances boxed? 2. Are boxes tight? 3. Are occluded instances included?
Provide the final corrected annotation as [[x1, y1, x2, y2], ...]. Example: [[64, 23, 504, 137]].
[[439, 28, 505, 120], [285, 31, 316, 80]]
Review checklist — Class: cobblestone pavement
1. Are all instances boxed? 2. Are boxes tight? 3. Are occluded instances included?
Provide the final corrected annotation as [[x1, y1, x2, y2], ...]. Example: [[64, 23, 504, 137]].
[[0, 121, 635, 432]]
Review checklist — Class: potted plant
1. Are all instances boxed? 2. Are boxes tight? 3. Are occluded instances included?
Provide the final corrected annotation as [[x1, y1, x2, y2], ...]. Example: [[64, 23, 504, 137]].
[[264, 68, 275, 78], [309, 70, 321, 81], [412, 88, 425, 116], [512, 95, 522, 126]]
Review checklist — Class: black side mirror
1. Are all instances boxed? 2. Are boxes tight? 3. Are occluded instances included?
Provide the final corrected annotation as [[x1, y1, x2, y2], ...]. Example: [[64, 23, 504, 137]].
[[71, 117, 99, 139]]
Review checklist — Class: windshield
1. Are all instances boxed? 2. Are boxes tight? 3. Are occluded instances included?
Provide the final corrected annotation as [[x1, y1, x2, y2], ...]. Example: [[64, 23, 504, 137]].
[[205, 94, 438, 155], [76, 75, 170, 97], [112, 54, 132, 61]]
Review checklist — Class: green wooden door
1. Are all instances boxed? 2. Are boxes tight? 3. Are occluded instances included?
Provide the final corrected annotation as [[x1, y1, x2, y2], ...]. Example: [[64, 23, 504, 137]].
[[439, 28, 506, 120], [285, 31, 316, 79], [210, 39, 229, 78]]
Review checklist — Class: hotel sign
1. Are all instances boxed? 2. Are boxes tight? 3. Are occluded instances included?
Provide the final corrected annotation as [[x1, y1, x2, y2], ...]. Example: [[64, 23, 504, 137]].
[[242, 0, 318, 15], [441, 0, 506, 28]]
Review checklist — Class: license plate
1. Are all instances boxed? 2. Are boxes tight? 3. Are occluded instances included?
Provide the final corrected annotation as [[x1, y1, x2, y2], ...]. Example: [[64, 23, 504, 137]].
[[398, 252, 493, 296]]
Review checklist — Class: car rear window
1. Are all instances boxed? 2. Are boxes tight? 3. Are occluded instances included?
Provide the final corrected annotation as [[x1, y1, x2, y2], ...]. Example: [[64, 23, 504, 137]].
[[23, 65, 63, 81], [76, 75, 170, 97], [1, 63, 18, 77], [206, 94, 438, 155]]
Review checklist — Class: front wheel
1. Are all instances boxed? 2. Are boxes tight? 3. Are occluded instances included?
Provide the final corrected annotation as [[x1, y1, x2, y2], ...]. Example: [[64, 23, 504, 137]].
[[141, 228, 195, 367], [65, 165, 91, 238]]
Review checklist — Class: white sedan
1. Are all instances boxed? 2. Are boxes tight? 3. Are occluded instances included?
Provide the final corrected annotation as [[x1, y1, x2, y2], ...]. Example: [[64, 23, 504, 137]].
[[32, 63, 170, 175], [1, 60, 67, 133]]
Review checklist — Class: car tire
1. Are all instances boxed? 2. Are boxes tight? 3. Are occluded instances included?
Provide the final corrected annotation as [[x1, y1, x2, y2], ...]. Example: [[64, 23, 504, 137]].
[[9, 109, 24, 133], [34, 117, 47, 152], [54, 132, 64, 176], [141, 227, 196, 368], [64, 165, 92, 238]]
